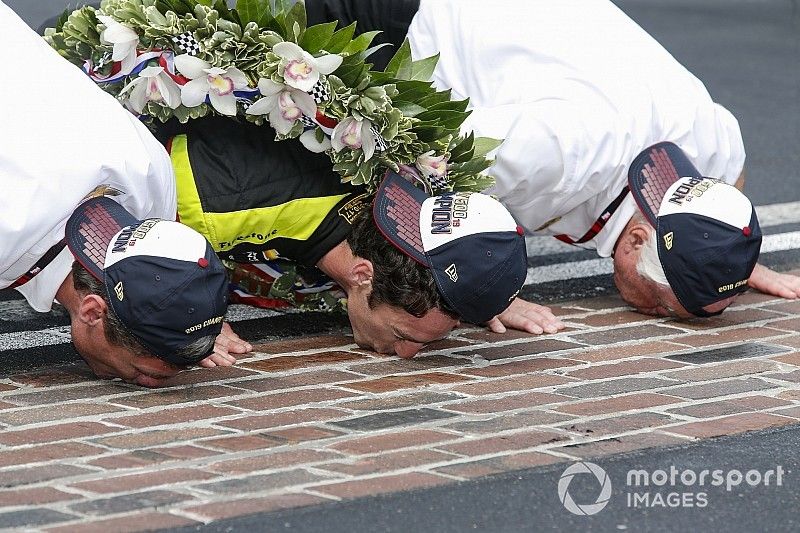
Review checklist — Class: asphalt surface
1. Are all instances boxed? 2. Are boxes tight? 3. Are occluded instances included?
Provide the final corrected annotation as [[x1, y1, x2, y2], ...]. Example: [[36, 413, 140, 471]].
[[170, 424, 800, 533], [3, 1, 800, 530]]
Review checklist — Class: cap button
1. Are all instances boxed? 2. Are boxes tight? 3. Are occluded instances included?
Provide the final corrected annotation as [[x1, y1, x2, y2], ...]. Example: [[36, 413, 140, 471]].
[[742, 226, 752, 237], [516, 226, 525, 236], [198, 258, 209, 268]]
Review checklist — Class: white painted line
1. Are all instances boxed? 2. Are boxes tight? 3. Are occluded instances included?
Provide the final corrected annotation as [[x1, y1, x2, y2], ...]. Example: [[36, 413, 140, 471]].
[[759, 231, 800, 253], [0, 328, 72, 351], [525, 258, 613, 285], [755, 201, 800, 227], [524, 231, 800, 285], [224, 304, 296, 322]]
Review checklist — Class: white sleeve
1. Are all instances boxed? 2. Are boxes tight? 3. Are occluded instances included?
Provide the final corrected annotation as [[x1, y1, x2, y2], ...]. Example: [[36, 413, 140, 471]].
[[0, 2, 176, 309], [470, 100, 624, 234]]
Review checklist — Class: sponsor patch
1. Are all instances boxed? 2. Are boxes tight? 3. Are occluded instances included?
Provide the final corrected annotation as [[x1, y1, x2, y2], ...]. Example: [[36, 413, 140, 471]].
[[338, 193, 371, 224]]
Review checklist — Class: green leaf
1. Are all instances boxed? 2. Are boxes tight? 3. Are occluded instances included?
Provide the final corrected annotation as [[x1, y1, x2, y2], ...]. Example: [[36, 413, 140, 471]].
[[409, 53, 439, 81], [284, 1, 306, 42], [155, 1, 192, 15], [364, 42, 392, 59], [342, 30, 381, 55], [273, 0, 294, 16], [451, 173, 496, 193], [394, 101, 428, 117], [472, 137, 503, 158], [394, 80, 434, 101], [454, 158, 494, 177], [300, 21, 337, 54], [416, 93, 452, 109], [449, 132, 475, 161], [214, 0, 241, 25], [236, 0, 271, 25], [415, 109, 471, 130], [55, 8, 70, 32], [428, 99, 470, 113], [384, 38, 411, 78], [413, 122, 446, 143], [334, 53, 369, 87], [326, 21, 356, 53]]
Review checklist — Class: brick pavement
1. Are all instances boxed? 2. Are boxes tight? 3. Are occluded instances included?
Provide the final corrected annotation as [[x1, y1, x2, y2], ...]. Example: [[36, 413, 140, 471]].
[[1, 288, 800, 530]]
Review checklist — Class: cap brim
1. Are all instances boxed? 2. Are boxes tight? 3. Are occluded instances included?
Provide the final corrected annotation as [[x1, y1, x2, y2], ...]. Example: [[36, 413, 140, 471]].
[[372, 171, 431, 266], [65, 197, 139, 280], [628, 142, 703, 227]]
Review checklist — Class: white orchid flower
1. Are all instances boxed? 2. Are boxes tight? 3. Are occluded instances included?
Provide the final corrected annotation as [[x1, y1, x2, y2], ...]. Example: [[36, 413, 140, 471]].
[[299, 130, 333, 153], [97, 15, 139, 75], [174, 54, 249, 116], [120, 66, 181, 113], [331, 117, 376, 161], [416, 151, 449, 180], [246, 78, 317, 135], [273, 41, 343, 92]]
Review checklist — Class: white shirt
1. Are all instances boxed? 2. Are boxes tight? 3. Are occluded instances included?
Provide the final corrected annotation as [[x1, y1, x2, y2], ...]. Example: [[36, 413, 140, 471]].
[[408, 0, 745, 257], [0, 2, 176, 311]]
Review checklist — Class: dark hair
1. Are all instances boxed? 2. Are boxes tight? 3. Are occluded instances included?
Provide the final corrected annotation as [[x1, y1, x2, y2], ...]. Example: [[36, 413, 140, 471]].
[[346, 209, 457, 319], [70, 262, 215, 363]]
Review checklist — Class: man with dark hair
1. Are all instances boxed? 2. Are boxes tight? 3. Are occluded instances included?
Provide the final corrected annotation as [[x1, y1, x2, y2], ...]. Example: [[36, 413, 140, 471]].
[[0, 2, 250, 386], [157, 116, 551, 360]]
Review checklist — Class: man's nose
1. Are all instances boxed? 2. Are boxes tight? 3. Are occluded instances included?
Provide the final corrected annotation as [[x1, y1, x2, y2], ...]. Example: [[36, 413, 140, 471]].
[[394, 340, 424, 359]]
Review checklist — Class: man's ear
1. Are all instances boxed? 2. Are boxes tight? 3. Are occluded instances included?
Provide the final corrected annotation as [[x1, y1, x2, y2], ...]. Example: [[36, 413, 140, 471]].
[[77, 294, 107, 327], [618, 221, 650, 255], [347, 258, 374, 289], [628, 223, 650, 251]]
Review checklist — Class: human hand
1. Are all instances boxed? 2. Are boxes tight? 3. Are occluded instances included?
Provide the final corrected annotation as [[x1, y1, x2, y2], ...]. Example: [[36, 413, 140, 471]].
[[484, 297, 565, 335], [199, 322, 253, 368], [748, 264, 800, 299]]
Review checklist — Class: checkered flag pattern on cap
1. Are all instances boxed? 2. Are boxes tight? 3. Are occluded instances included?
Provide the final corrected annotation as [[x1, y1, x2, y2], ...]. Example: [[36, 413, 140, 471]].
[[308, 79, 331, 104], [628, 142, 703, 227], [171, 32, 202, 56], [372, 172, 430, 266], [65, 197, 138, 281]]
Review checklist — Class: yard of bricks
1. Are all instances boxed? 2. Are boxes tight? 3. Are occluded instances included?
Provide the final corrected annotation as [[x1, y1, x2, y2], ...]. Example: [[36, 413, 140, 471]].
[[2, 285, 800, 530]]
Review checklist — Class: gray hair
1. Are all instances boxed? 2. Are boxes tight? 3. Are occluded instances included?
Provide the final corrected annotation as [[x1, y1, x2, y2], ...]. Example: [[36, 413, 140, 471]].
[[71, 262, 216, 364]]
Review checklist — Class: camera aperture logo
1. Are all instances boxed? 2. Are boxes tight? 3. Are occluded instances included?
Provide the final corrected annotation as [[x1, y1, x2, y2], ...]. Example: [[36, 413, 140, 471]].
[[558, 462, 612, 516], [558, 462, 785, 515]]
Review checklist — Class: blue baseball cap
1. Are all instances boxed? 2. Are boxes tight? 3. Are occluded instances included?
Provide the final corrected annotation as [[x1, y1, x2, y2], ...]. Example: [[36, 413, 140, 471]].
[[373, 172, 527, 324], [628, 142, 762, 317], [65, 197, 229, 365]]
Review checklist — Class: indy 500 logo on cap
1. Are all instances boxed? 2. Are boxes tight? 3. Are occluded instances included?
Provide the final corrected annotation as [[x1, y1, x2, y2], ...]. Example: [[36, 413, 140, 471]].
[[667, 177, 720, 207], [430, 192, 471, 234], [111, 219, 160, 253]]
